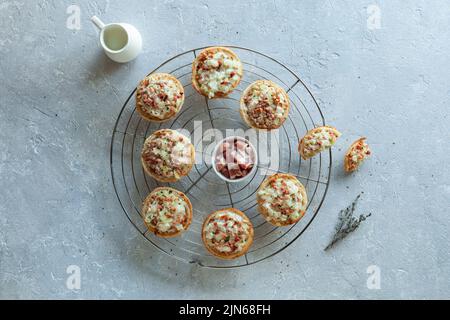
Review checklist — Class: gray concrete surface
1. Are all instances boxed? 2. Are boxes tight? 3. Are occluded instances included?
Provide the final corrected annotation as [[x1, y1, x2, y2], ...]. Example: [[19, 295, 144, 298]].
[[0, 0, 449, 299]]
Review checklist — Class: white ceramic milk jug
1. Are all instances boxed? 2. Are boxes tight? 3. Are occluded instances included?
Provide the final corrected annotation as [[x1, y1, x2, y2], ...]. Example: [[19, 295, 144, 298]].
[[91, 16, 142, 63]]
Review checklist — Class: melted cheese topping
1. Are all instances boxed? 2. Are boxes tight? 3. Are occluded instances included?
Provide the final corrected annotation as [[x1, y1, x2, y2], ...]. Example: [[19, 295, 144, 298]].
[[242, 81, 288, 129], [142, 130, 193, 180], [195, 50, 241, 98], [346, 139, 371, 170], [302, 127, 341, 157], [204, 210, 252, 254], [143, 188, 190, 234], [137, 75, 184, 119], [257, 176, 306, 224]]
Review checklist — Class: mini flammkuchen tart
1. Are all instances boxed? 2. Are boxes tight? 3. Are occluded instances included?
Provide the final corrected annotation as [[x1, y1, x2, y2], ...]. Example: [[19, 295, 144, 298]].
[[298, 126, 341, 160], [141, 129, 195, 182], [141, 187, 193, 238], [240, 80, 290, 130], [257, 173, 308, 226], [344, 137, 372, 172], [192, 46, 243, 99], [136, 73, 185, 122], [202, 208, 254, 259]]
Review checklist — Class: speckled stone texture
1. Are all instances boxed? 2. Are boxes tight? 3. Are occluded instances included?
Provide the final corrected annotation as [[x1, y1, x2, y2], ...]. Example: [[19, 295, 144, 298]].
[[0, 0, 449, 299]]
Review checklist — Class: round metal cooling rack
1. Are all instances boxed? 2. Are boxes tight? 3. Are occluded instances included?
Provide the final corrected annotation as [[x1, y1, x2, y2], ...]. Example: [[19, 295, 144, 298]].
[[110, 46, 332, 268]]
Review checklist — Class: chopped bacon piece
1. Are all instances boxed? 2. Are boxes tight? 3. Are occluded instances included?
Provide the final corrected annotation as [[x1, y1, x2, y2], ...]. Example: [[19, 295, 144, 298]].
[[235, 140, 247, 152], [239, 162, 253, 171], [234, 151, 246, 165], [215, 155, 226, 172], [220, 166, 230, 178], [227, 163, 242, 179], [216, 162, 225, 172]]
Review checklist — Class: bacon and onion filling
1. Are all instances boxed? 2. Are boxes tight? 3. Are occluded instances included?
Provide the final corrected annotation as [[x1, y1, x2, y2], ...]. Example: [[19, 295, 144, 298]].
[[144, 189, 189, 234], [142, 131, 192, 179], [196, 51, 241, 98], [138, 77, 183, 119], [242, 82, 288, 128], [302, 128, 340, 155], [346, 140, 371, 171], [204, 211, 251, 254], [258, 178, 306, 223]]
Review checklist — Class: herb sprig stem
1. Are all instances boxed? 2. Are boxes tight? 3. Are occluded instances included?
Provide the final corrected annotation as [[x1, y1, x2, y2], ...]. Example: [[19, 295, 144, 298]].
[[324, 193, 371, 251]]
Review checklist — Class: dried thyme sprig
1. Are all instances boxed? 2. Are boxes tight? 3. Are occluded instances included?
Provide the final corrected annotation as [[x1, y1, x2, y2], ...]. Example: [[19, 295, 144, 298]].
[[324, 193, 371, 251]]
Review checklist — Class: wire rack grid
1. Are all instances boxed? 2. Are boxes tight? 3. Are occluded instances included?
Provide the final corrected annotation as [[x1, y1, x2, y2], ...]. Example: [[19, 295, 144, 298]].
[[110, 46, 332, 268]]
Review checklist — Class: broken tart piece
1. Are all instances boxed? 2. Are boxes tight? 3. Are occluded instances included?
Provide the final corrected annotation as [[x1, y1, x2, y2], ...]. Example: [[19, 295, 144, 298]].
[[298, 126, 341, 160], [344, 137, 371, 172]]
